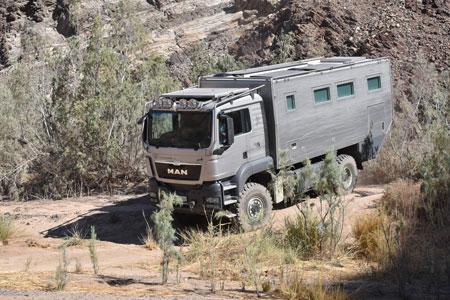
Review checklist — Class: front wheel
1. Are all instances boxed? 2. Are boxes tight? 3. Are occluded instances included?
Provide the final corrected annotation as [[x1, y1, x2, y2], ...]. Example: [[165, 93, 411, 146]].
[[237, 183, 272, 232], [337, 154, 358, 194]]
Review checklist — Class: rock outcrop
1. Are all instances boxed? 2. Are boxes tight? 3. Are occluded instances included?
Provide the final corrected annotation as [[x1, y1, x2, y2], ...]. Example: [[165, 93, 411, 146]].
[[0, 0, 449, 88], [230, 0, 449, 90]]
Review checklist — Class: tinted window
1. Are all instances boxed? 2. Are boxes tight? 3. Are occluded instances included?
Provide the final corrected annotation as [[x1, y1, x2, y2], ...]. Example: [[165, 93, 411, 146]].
[[219, 109, 251, 144], [227, 109, 251, 135], [367, 76, 381, 91], [148, 111, 212, 149], [286, 95, 296, 111], [314, 87, 330, 104], [337, 82, 354, 98]]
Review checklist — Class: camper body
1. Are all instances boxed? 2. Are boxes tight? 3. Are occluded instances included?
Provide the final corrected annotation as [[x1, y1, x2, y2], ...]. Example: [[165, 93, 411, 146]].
[[141, 57, 393, 230]]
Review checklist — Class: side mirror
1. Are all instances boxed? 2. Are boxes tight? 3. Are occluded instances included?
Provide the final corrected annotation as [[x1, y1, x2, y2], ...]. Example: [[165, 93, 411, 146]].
[[137, 113, 148, 125], [225, 116, 235, 146]]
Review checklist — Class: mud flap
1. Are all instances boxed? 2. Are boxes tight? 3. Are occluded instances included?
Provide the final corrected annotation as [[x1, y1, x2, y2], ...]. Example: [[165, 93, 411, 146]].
[[273, 177, 284, 203]]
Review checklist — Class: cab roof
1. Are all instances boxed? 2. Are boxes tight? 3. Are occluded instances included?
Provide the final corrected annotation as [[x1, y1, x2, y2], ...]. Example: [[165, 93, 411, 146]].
[[162, 87, 249, 100]]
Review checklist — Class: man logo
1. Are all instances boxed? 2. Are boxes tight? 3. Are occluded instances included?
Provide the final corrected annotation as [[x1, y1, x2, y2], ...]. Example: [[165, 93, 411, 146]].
[[167, 168, 188, 176]]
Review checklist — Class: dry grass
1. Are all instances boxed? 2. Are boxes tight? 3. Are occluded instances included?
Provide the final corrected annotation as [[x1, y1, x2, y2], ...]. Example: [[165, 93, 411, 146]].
[[284, 211, 322, 259], [60, 226, 85, 248], [182, 226, 292, 284], [351, 179, 450, 297], [142, 231, 158, 250], [74, 258, 83, 274], [276, 272, 349, 300], [47, 247, 69, 291], [141, 213, 158, 250], [0, 214, 15, 245], [352, 213, 389, 263], [381, 179, 423, 220]]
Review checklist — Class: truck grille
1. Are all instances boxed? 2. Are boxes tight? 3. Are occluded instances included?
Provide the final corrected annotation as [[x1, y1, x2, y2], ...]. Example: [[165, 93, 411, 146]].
[[155, 162, 201, 181]]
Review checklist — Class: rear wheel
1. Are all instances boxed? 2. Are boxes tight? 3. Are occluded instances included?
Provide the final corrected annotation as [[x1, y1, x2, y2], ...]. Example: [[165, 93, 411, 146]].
[[237, 183, 272, 231], [337, 154, 358, 194]]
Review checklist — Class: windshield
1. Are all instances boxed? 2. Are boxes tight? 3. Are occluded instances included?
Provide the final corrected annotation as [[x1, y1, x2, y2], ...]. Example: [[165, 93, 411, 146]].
[[147, 111, 212, 149]]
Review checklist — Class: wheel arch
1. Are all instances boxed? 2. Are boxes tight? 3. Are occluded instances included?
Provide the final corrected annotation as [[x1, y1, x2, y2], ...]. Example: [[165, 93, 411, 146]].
[[233, 156, 274, 192]]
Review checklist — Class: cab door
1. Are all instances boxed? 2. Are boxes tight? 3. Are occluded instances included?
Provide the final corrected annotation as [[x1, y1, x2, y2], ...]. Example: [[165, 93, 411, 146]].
[[246, 102, 267, 162], [214, 108, 251, 179]]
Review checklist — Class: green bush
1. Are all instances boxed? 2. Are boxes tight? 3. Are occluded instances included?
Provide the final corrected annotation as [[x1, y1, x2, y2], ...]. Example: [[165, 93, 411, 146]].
[[188, 42, 245, 83], [0, 1, 180, 199]]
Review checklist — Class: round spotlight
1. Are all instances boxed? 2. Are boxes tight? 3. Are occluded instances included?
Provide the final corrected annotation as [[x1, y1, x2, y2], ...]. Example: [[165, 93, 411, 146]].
[[187, 99, 198, 109], [178, 99, 188, 109], [162, 98, 173, 109]]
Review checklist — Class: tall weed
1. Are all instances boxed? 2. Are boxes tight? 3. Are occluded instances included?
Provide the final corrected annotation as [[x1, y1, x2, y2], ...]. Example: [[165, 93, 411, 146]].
[[152, 192, 183, 284]]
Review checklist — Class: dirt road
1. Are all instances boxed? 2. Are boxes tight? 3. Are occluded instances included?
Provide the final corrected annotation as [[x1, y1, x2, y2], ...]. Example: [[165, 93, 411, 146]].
[[0, 184, 385, 299]]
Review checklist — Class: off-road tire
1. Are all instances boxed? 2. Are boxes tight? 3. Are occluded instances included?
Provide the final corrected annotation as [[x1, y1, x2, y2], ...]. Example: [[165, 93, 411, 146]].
[[336, 154, 358, 194], [237, 182, 272, 232]]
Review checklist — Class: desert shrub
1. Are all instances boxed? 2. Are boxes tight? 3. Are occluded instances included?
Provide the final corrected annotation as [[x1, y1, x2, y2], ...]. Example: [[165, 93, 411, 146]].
[[88, 226, 99, 275], [420, 126, 450, 228], [48, 246, 69, 290], [374, 176, 450, 296], [272, 150, 346, 259], [187, 41, 245, 83], [313, 151, 346, 258], [284, 206, 322, 259], [273, 33, 296, 64], [152, 192, 183, 284], [364, 57, 448, 184], [352, 213, 389, 263], [269, 151, 301, 204], [183, 220, 221, 291], [59, 226, 85, 248], [381, 180, 423, 220], [0, 214, 15, 245], [0, 1, 180, 199], [241, 230, 283, 297]]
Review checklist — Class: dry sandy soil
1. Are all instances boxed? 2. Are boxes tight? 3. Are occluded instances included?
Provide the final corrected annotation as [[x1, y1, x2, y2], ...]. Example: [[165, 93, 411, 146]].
[[0, 184, 386, 299]]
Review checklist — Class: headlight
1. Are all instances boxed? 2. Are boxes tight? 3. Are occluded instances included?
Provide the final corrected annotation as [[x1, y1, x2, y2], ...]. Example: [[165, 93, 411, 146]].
[[149, 192, 157, 198]]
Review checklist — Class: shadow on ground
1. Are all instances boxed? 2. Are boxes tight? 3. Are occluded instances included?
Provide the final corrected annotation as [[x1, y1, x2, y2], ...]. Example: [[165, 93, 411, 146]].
[[43, 194, 208, 245]]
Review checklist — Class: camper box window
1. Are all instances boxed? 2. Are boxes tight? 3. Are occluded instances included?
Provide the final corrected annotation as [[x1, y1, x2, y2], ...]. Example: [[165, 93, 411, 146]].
[[367, 76, 381, 91], [286, 95, 296, 111], [314, 87, 331, 104], [337, 82, 354, 98]]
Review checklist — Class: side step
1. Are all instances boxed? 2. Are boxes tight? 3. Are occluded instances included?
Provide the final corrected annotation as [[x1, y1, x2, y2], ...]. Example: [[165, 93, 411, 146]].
[[224, 196, 238, 206], [223, 183, 237, 191]]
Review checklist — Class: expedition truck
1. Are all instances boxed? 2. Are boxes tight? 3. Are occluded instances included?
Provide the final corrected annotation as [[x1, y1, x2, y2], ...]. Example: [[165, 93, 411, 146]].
[[140, 57, 393, 230]]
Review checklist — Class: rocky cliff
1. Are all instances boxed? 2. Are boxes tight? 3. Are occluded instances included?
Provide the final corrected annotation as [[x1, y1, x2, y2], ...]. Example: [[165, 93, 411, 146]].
[[0, 0, 257, 68], [1, 0, 449, 87]]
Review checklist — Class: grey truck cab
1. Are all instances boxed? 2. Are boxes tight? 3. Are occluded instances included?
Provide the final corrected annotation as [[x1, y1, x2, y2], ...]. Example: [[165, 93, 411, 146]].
[[141, 57, 393, 230]]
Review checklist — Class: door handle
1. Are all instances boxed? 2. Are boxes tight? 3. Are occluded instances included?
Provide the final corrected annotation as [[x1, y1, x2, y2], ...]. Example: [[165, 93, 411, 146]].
[[243, 152, 248, 159]]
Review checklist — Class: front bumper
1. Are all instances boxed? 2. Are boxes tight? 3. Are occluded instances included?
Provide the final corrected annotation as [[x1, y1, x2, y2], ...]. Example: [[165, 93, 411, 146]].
[[148, 177, 224, 215]]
